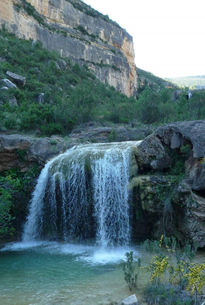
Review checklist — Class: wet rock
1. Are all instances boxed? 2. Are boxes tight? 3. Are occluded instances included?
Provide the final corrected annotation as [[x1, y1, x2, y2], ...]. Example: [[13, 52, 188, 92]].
[[2, 78, 17, 89], [6, 71, 26, 86], [121, 294, 138, 305]]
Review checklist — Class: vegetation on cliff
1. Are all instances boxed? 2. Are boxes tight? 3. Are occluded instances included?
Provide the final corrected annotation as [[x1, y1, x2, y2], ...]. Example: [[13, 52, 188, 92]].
[[0, 166, 40, 241], [0, 28, 205, 136], [0, 28, 137, 135]]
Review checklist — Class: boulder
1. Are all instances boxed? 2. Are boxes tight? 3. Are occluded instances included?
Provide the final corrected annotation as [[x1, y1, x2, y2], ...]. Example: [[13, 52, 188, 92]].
[[137, 134, 171, 170], [136, 120, 205, 246], [155, 120, 205, 158], [9, 96, 18, 107], [137, 120, 205, 169], [37, 93, 45, 104], [57, 59, 67, 70], [6, 71, 26, 86], [121, 295, 138, 305], [2, 78, 17, 89]]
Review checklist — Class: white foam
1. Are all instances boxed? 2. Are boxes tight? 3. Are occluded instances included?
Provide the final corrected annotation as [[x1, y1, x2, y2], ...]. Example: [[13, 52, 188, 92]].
[[78, 247, 138, 265], [1, 241, 46, 251], [1, 242, 138, 265]]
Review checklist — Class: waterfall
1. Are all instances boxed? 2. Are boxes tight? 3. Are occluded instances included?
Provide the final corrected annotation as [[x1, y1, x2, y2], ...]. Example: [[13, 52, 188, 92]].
[[23, 142, 140, 246]]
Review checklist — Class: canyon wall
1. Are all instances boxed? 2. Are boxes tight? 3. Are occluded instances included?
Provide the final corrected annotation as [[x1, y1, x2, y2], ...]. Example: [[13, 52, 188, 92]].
[[0, 0, 137, 96]]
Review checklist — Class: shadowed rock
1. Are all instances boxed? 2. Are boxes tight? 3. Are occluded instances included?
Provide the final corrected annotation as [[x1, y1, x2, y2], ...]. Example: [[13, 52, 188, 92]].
[[6, 71, 26, 86]]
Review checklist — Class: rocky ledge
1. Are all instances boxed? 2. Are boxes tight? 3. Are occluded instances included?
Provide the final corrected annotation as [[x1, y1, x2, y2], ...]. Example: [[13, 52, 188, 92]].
[[0, 123, 153, 171], [1, 120, 205, 247], [132, 120, 205, 247]]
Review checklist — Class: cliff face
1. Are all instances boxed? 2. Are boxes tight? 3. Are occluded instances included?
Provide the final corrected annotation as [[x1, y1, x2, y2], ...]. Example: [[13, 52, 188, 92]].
[[0, 0, 137, 97]]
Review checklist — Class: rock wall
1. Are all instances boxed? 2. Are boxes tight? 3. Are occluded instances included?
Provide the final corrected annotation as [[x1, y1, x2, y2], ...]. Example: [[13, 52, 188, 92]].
[[1, 121, 205, 247], [0, 0, 137, 97], [132, 120, 205, 247]]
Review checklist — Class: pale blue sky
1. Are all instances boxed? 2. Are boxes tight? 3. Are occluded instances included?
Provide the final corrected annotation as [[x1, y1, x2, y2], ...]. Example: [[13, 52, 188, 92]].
[[83, 0, 205, 78]]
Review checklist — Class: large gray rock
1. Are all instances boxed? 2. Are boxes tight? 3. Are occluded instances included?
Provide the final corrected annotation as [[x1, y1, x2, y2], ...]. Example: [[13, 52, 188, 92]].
[[9, 96, 18, 107], [137, 120, 205, 169], [6, 71, 26, 86], [137, 134, 171, 170], [2, 78, 17, 89], [0, 134, 68, 171], [155, 120, 205, 158], [135, 120, 205, 247], [121, 295, 138, 305]]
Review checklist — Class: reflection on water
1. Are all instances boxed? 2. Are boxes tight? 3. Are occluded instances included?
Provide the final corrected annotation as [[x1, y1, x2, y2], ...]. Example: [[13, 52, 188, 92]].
[[0, 242, 138, 305]]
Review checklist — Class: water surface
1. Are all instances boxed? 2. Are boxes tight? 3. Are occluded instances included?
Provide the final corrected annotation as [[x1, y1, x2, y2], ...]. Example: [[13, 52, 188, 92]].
[[0, 242, 136, 305]]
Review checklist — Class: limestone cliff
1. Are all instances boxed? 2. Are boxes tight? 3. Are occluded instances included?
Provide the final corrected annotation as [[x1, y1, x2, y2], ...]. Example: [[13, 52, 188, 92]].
[[0, 0, 137, 97]]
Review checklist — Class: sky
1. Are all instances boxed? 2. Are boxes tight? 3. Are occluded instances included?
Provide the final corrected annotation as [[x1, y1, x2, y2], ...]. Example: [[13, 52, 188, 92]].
[[83, 0, 205, 78]]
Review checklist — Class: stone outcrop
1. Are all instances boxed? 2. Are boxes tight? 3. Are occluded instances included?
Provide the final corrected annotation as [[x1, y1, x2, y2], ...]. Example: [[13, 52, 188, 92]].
[[137, 120, 205, 168], [6, 71, 26, 86], [0, 0, 137, 96], [133, 120, 205, 247], [0, 134, 67, 171], [1, 120, 205, 247], [0, 124, 152, 171]]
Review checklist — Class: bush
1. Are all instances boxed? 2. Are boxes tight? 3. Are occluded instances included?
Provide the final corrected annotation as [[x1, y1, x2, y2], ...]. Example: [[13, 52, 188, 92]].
[[122, 251, 141, 291], [144, 283, 194, 305], [0, 167, 40, 241]]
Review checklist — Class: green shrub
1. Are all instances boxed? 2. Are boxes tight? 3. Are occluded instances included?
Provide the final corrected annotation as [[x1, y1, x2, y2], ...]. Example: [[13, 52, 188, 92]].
[[144, 283, 194, 305], [0, 167, 40, 241], [0, 187, 15, 238], [122, 251, 141, 291]]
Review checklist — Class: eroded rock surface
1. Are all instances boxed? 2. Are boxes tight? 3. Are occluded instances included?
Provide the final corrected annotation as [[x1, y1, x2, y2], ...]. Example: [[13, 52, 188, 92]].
[[1, 120, 205, 247], [135, 120, 205, 247], [0, 0, 137, 96]]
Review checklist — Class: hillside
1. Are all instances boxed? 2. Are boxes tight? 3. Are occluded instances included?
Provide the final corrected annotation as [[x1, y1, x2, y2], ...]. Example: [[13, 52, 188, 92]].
[[0, 28, 138, 135], [137, 68, 175, 93], [167, 75, 205, 89], [1, 26, 205, 136], [0, 0, 137, 97]]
